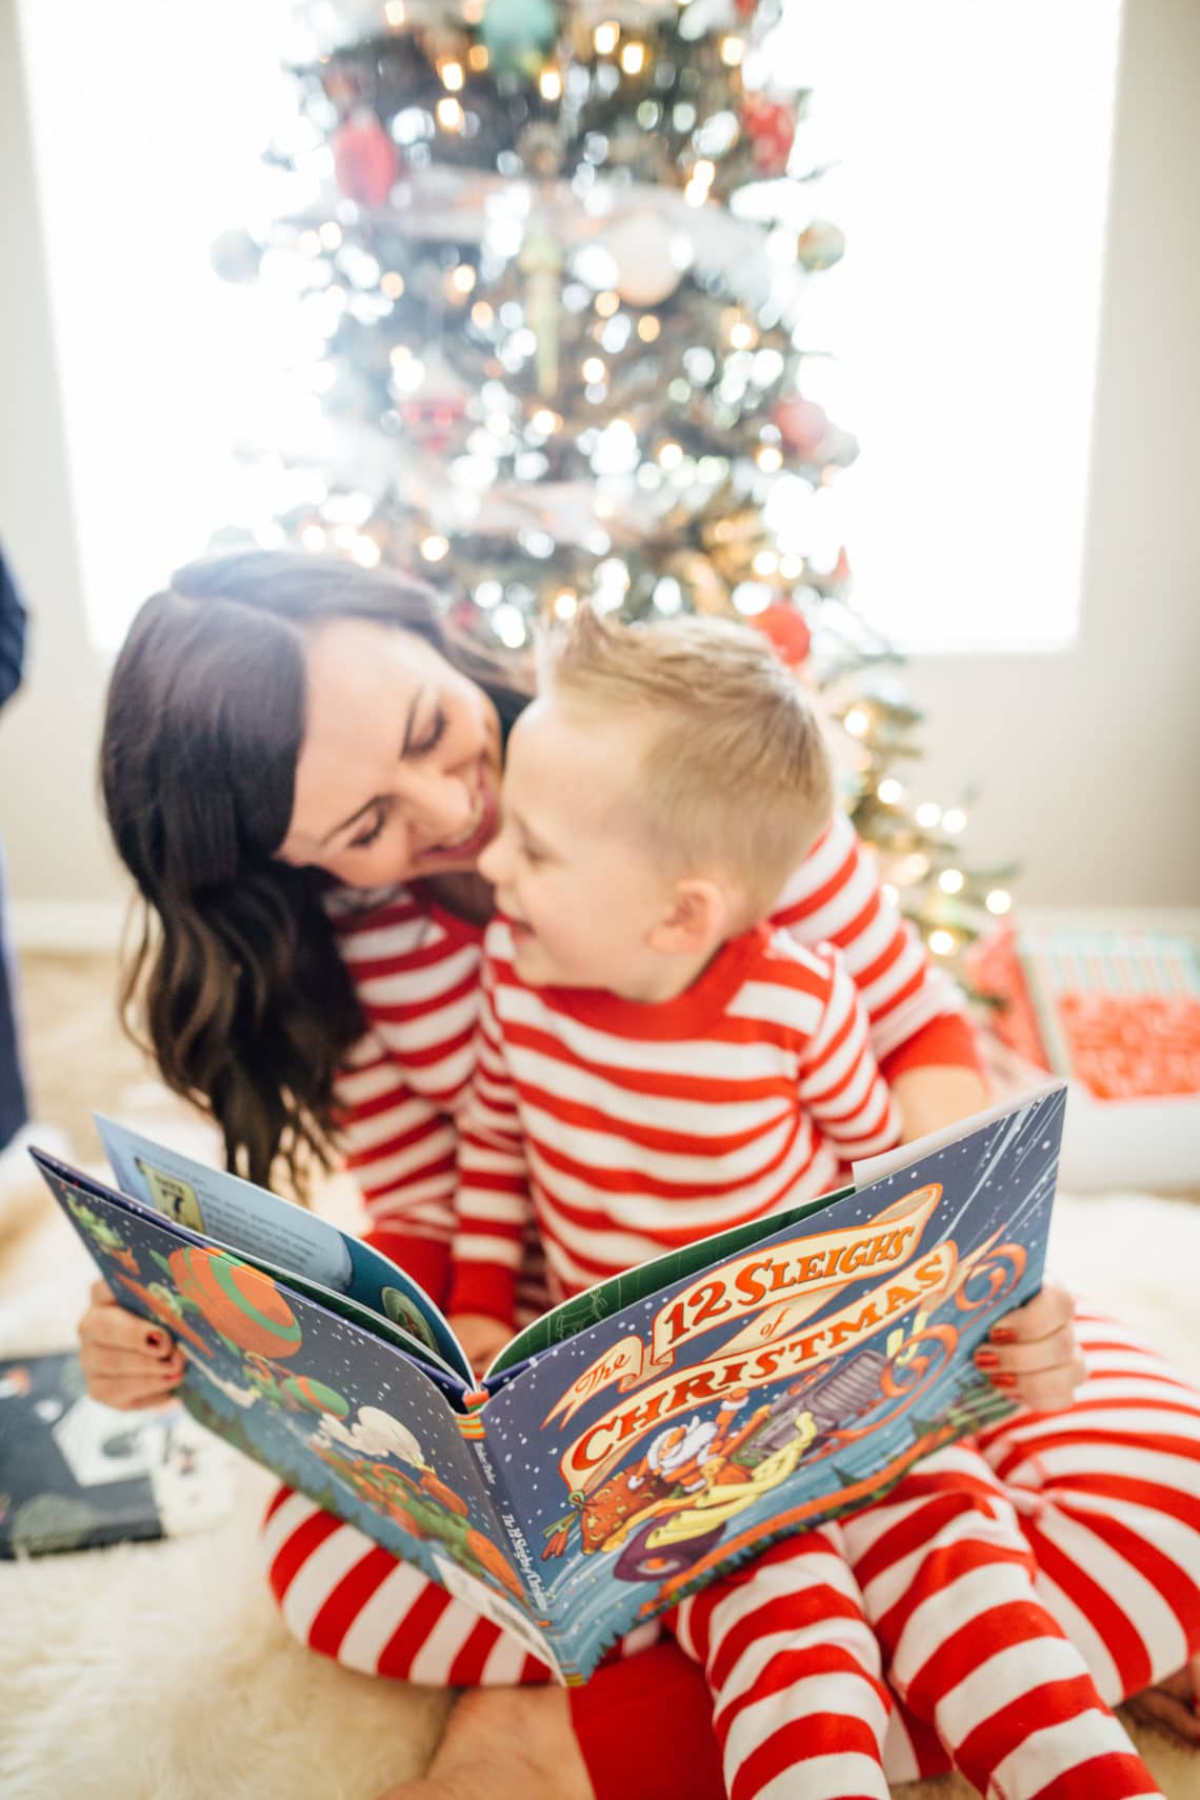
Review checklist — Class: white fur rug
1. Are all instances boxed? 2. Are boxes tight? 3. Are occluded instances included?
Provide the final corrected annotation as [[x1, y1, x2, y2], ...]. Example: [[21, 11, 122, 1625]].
[[2, 1168, 1199, 1800]]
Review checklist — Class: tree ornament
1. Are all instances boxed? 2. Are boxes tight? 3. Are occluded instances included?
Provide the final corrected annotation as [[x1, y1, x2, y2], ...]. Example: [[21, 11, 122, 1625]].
[[740, 95, 797, 175], [519, 224, 565, 398], [480, 0, 559, 78], [664, 548, 730, 615], [603, 210, 691, 308], [399, 393, 467, 453], [321, 59, 370, 116], [516, 120, 563, 179], [333, 109, 399, 206], [208, 228, 263, 284], [772, 394, 830, 461], [397, 351, 469, 452], [795, 219, 846, 271], [751, 600, 811, 668]]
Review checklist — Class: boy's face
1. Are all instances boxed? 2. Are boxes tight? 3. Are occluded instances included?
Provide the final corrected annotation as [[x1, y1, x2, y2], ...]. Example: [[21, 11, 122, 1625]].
[[478, 698, 680, 994]]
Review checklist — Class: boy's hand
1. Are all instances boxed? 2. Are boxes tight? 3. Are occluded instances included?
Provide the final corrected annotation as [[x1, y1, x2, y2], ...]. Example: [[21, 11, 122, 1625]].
[[77, 1279, 186, 1409], [450, 1312, 512, 1380], [973, 1280, 1086, 1412]]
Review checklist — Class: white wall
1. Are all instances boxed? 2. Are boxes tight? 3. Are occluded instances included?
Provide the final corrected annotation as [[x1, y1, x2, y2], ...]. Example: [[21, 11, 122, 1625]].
[[1, 0, 1198, 933], [0, 0, 127, 941], [902, 0, 1200, 907]]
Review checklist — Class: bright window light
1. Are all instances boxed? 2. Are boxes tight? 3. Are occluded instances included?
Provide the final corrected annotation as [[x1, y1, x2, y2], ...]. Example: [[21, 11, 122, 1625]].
[[20, 0, 1121, 656], [17, 0, 294, 651], [765, 0, 1123, 652]]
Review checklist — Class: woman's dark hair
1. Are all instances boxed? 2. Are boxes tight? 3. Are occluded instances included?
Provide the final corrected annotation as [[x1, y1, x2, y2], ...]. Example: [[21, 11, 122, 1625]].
[[102, 549, 530, 1194]]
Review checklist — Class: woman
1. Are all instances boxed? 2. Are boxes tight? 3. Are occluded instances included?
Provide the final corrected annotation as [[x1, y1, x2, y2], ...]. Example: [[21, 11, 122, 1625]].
[[80, 552, 1200, 1799]]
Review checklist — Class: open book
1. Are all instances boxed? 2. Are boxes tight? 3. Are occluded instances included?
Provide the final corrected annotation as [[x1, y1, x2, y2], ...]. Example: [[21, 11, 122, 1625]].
[[32, 1080, 1066, 1683]]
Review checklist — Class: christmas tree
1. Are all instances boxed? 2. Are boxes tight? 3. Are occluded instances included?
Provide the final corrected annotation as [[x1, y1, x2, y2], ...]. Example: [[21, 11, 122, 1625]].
[[212, 0, 1014, 976]]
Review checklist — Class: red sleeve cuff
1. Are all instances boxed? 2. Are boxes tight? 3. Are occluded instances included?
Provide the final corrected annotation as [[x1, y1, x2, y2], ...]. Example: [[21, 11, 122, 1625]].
[[880, 1011, 985, 1084], [447, 1259, 519, 1327], [361, 1229, 452, 1311]]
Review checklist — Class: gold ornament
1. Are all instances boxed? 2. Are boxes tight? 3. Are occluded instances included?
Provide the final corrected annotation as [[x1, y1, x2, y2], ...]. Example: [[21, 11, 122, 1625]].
[[518, 225, 564, 398]]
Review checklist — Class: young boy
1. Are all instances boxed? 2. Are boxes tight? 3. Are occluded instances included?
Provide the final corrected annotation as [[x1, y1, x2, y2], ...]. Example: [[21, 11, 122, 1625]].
[[449, 605, 898, 1341], [448, 609, 1166, 1800]]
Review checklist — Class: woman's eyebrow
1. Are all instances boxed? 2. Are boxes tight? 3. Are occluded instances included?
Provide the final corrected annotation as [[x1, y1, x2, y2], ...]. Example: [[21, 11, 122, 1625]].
[[319, 694, 421, 845]]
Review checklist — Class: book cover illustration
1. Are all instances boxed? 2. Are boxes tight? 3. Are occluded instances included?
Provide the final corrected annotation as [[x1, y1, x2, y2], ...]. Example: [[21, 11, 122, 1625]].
[[32, 1081, 1066, 1680], [0, 1350, 237, 1556], [36, 1160, 554, 1668], [480, 1083, 1066, 1678]]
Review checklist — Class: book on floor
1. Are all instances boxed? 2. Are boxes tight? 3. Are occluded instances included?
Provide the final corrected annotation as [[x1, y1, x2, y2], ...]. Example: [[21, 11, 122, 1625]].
[[0, 1348, 237, 1556], [29, 1080, 1066, 1680]]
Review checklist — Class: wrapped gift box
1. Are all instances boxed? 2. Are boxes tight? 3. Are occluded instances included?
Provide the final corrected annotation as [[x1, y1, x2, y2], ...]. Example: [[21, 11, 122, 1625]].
[[968, 916, 1200, 1192]]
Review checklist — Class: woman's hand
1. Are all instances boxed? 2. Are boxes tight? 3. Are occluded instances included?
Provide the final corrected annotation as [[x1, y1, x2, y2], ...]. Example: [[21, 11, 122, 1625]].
[[973, 1280, 1087, 1413], [77, 1278, 186, 1409], [450, 1312, 512, 1381]]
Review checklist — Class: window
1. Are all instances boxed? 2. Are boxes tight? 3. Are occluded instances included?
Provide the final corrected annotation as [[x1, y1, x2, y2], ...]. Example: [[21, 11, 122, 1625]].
[[765, 0, 1123, 651], [17, 0, 292, 651]]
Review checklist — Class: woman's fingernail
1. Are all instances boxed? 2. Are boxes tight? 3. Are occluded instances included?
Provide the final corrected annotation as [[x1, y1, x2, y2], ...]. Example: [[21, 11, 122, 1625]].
[[989, 1327, 1016, 1345], [991, 1372, 1018, 1389], [974, 1348, 1001, 1369], [145, 1331, 164, 1350]]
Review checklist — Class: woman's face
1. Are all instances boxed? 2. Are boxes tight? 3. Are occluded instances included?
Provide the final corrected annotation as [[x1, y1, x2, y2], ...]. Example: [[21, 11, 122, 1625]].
[[276, 618, 503, 889]]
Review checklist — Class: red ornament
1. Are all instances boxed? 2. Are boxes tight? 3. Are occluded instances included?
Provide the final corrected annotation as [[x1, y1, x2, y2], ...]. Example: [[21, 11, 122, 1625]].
[[752, 602, 811, 669], [772, 396, 829, 461], [333, 111, 399, 207], [740, 96, 797, 176], [399, 393, 466, 454]]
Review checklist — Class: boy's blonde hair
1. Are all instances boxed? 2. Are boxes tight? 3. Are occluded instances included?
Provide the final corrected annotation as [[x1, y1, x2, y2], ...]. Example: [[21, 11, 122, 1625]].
[[539, 607, 835, 921]]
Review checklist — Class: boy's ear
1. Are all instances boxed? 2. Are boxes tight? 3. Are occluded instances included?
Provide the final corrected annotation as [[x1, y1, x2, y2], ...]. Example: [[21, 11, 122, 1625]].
[[648, 879, 731, 955]]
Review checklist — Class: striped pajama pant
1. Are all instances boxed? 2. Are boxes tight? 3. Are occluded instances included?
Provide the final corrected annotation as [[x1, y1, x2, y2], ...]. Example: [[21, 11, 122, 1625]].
[[263, 1315, 1199, 1798]]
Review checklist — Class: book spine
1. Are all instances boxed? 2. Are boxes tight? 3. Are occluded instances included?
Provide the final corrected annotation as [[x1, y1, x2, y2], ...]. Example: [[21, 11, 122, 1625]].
[[457, 1408, 555, 1626]]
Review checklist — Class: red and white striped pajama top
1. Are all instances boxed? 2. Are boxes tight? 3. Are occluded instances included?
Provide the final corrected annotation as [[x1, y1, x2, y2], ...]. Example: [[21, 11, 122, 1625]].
[[448, 918, 899, 1322]]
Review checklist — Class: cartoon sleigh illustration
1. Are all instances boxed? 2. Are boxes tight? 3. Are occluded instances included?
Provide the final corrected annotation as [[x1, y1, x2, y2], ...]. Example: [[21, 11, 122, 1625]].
[[542, 1235, 1026, 1589]]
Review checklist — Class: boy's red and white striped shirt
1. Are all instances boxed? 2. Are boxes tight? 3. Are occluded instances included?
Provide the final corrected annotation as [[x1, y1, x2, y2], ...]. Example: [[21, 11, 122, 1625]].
[[326, 810, 971, 1299], [449, 916, 903, 1323]]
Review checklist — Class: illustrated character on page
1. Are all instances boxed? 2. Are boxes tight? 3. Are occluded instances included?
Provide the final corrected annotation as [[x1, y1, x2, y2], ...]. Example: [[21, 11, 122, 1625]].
[[65, 1197, 138, 1274], [311, 1407, 526, 1603], [134, 1156, 206, 1232]]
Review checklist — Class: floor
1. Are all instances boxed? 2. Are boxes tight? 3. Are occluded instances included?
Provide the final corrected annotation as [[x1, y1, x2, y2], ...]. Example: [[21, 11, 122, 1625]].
[[18, 949, 171, 1161]]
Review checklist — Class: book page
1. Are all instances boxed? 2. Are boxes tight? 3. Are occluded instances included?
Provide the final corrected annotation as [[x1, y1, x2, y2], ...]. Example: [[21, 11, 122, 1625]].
[[95, 1115, 470, 1381]]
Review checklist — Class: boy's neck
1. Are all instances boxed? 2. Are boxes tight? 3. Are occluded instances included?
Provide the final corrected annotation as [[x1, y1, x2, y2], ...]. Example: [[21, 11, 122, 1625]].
[[608, 934, 739, 1005]]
